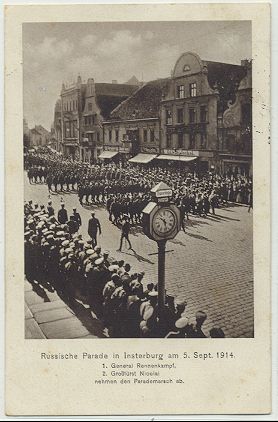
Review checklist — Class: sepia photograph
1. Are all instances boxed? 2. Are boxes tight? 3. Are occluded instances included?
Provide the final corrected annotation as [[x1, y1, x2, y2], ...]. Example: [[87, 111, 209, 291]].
[[23, 20, 253, 339]]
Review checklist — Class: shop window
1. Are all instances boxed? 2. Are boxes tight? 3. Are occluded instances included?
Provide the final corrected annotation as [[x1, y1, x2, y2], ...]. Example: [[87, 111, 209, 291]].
[[143, 129, 148, 143], [177, 108, 184, 123], [166, 134, 172, 148], [189, 108, 196, 123], [189, 82, 197, 97], [177, 85, 185, 99], [178, 133, 184, 149], [200, 106, 207, 122], [166, 110, 172, 125]]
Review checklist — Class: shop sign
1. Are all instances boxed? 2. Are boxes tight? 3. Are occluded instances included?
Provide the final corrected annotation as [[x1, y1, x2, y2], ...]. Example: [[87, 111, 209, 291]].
[[162, 149, 199, 157], [140, 146, 159, 153]]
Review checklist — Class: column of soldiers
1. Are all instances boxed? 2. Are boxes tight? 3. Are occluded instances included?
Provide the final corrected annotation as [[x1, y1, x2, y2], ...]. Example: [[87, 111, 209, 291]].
[[25, 151, 253, 219], [24, 199, 225, 338]]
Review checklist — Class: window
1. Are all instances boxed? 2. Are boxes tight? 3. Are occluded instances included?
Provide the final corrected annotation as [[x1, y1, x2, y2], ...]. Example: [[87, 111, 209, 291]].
[[97, 132, 100, 143], [88, 102, 93, 111], [143, 129, 148, 143], [115, 130, 119, 143], [200, 132, 207, 148], [166, 110, 172, 125], [189, 132, 195, 149], [177, 85, 185, 99], [189, 82, 197, 97], [166, 134, 172, 148], [150, 128, 155, 143], [200, 106, 207, 123], [109, 130, 112, 142], [177, 108, 184, 123], [189, 108, 196, 123], [178, 133, 184, 149]]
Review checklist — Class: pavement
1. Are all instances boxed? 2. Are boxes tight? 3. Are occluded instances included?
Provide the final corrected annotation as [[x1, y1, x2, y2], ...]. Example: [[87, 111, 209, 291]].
[[24, 175, 253, 338]]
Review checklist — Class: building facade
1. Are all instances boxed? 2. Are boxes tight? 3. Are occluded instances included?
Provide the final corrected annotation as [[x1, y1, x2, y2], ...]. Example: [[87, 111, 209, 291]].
[[53, 99, 62, 152], [218, 60, 252, 175], [160, 52, 250, 174], [102, 79, 169, 163], [23, 118, 30, 149], [29, 125, 50, 147], [59, 76, 138, 161]]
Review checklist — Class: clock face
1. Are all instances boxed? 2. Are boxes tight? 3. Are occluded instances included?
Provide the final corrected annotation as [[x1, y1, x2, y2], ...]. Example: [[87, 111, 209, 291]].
[[152, 208, 177, 236]]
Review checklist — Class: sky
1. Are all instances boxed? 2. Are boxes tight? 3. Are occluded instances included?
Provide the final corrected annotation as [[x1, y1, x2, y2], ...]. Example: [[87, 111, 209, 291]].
[[23, 21, 251, 130]]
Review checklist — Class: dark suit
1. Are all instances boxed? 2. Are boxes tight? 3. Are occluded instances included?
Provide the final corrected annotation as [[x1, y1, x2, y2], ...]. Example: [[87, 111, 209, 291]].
[[58, 208, 68, 224], [88, 217, 101, 247], [72, 212, 82, 228]]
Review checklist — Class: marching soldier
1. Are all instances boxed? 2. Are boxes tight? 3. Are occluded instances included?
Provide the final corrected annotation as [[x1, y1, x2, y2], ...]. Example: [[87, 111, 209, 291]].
[[117, 214, 132, 252]]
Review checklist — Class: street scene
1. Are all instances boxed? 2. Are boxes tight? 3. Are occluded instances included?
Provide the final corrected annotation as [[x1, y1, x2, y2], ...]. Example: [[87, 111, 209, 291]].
[[23, 21, 253, 338]]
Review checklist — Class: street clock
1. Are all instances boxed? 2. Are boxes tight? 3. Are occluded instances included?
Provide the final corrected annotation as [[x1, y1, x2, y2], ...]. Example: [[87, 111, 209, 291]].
[[142, 182, 181, 326], [142, 182, 181, 242]]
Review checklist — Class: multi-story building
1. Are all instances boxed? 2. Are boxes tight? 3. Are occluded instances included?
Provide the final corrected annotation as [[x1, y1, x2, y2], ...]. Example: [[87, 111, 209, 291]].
[[218, 59, 252, 175], [53, 99, 62, 152], [159, 51, 249, 174], [59, 76, 138, 161], [23, 118, 30, 148], [102, 78, 169, 163], [29, 125, 50, 147]]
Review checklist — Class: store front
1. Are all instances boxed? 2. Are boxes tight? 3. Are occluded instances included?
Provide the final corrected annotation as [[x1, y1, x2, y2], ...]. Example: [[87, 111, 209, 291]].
[[219, 154, 252, 177]]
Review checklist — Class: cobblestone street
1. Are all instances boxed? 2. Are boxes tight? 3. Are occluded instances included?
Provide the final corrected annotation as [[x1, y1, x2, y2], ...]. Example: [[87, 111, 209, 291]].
[[25, 175, 253, 338]]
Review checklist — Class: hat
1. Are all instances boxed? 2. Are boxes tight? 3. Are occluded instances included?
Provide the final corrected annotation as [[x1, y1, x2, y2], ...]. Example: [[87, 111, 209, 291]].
[[86, 248, 95, 255], [103, 251, 109, 256], [56, 231, 65, 237], [95, 246, 101, 252], [175, 298, 187, 307], [175, 317, 189, 329], [95, 257, 104, 265], [62, 240, 70, 247], [65, 247, 73, 254], [91, 211, 95, 216], [109, 264, 119, 272]]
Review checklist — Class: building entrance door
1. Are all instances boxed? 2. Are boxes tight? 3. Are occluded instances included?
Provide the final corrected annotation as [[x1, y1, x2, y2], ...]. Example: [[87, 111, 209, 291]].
[[126, 129, 140, 155]]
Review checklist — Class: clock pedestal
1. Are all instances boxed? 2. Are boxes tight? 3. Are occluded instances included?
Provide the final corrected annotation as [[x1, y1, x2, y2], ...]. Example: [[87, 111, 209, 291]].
[[142, 182, 181, 332], [157, 240, 166, 321]]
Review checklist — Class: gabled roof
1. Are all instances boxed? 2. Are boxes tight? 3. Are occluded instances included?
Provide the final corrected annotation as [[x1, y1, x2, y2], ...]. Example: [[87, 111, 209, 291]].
[[109, 78, 170, 120], [95, 83, 138, 119]]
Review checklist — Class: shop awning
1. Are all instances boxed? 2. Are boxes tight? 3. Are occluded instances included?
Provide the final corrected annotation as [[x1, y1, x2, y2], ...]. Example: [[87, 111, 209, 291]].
[[156, 155, 198, 162], [129, 153, 157, 164], [98, 150, 119, 159]]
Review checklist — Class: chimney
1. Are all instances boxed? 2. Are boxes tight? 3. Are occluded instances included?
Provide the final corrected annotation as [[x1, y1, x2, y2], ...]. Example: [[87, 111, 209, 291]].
[[241, 59, 251, 68]]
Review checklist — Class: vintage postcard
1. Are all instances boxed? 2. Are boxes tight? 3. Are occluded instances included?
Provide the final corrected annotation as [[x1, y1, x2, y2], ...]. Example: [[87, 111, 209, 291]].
[[5, 2, 271, 416]]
